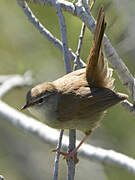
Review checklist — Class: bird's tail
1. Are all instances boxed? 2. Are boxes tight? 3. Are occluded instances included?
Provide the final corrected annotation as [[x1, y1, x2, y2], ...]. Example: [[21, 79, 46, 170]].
[[86, 6, 114, 90]]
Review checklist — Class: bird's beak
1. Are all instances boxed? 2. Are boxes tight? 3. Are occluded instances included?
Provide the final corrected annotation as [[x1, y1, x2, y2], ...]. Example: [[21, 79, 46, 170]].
[[21, 104, 29, 111]]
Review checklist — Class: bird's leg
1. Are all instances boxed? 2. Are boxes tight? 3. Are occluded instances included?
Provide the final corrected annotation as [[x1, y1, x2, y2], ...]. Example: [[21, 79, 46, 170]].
[[53, 131, 91, 163]]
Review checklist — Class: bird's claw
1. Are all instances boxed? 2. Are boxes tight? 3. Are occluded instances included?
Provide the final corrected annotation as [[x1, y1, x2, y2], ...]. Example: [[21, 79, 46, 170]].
[[52, 149, 79, 164]]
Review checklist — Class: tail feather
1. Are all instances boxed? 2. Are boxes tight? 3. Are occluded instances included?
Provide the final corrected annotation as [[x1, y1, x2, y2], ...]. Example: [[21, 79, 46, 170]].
[[86, 6, 114, 90]]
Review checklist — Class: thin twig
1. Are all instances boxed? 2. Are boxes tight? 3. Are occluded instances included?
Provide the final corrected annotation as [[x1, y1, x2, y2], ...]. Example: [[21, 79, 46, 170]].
[[0, 100, 135, 175], [73, 24, 86, 70], [90, 0, 96, 10], [82, 0, 90, 14], [67, 130, 76, 180], [73, 0, 96, 70], [54, 0, 71, 74], [82, 0, 96, 14], [53, 130, 64, 180]]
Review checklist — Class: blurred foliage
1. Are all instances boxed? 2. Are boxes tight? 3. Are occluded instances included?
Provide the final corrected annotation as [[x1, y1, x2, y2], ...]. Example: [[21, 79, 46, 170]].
[[0, 0, 135, 179]]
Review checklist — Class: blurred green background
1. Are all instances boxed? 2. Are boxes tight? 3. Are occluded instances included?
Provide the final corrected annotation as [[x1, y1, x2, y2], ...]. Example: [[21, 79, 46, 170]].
[[0, 0, 135, 179]]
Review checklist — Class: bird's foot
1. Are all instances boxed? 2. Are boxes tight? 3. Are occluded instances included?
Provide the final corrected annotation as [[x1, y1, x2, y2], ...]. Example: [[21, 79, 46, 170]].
[[52, 149, 79, 164]]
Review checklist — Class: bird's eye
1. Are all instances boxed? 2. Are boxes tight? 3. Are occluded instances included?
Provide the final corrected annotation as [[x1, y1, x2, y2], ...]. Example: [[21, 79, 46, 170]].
[[38, 98, 44, 104]]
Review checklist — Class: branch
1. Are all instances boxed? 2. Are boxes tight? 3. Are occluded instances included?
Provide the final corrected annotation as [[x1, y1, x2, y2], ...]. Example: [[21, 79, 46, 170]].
[[1, 100, 135, 175], [54, 0, 71, 74], [25, 0, 135, 104], [82, 0, 90, 15], [0, 71, 33, 98], [73, 23, 86, 70], [0, 75, 20, 83], [53, 129, 64, 180], [67, 129, 76, 180], [73, 0, 96, 70], [54, 1, 76, 178], [16, 0, 85, 68]]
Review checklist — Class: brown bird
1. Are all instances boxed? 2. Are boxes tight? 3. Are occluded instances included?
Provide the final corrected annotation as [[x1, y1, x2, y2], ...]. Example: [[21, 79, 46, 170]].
[[22, 7, 128, 159]]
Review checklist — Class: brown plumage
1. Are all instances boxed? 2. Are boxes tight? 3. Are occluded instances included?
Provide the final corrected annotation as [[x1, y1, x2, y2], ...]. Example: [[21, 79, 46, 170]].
[[22, 6, 127, 133], [22, 7, 128, 158], [50, 7, 127, 133]]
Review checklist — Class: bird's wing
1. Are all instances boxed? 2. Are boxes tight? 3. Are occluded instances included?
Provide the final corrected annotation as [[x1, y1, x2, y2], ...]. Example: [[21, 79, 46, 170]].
[[57, 86, 126, 121]]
